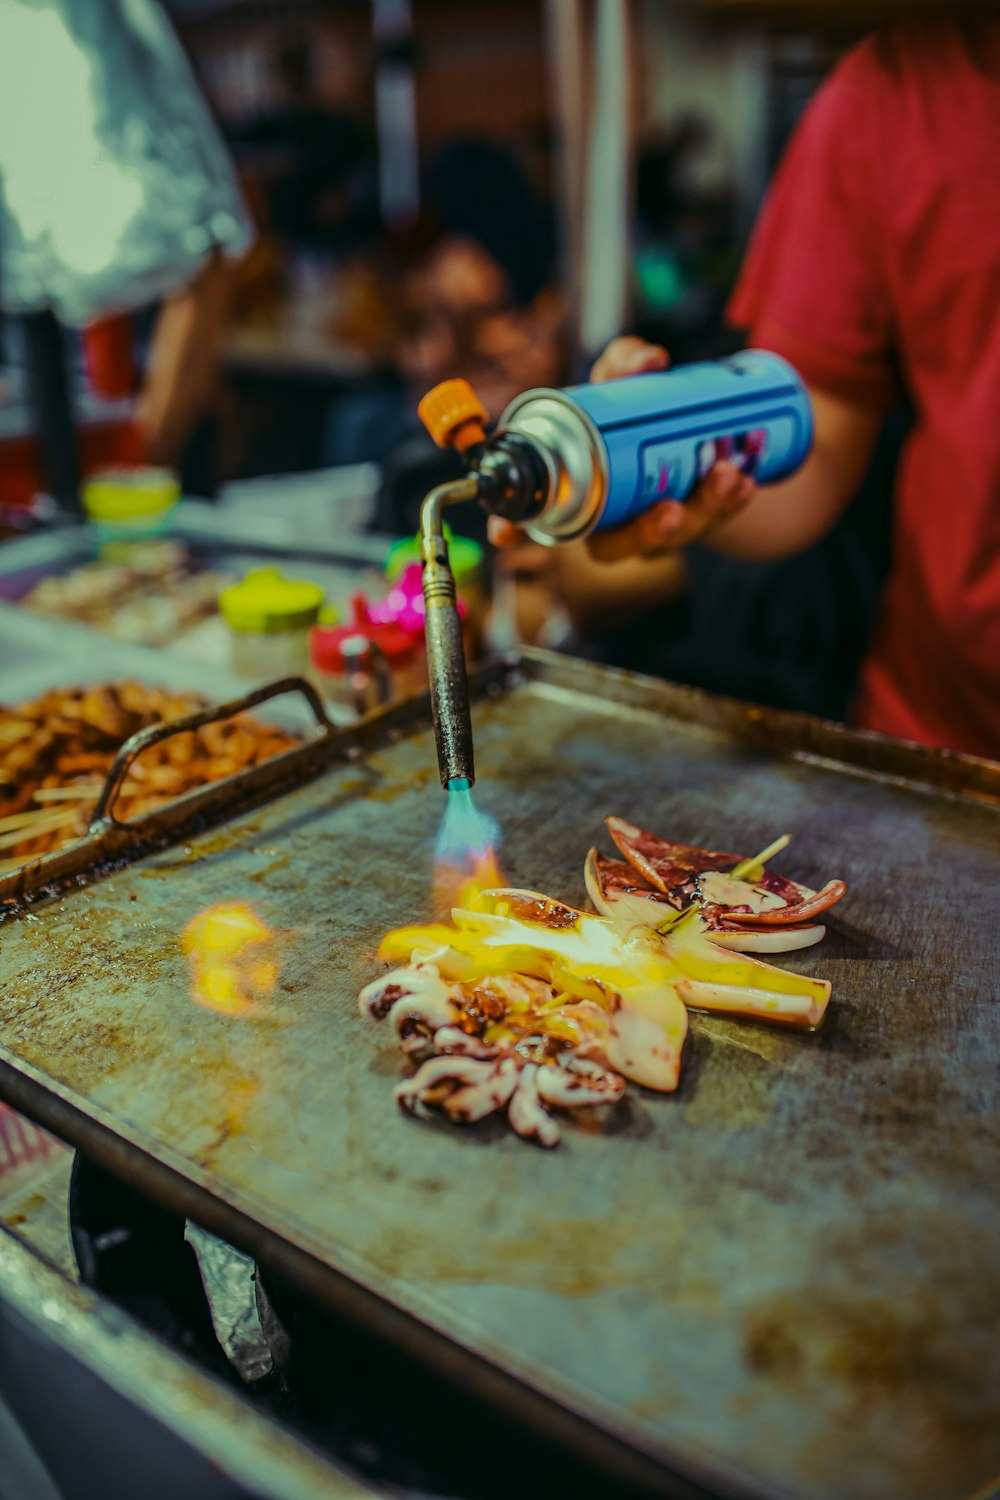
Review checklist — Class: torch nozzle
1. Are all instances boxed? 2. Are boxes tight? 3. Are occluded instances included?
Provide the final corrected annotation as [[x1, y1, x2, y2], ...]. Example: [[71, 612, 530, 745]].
[[420, 477, 480, 789]]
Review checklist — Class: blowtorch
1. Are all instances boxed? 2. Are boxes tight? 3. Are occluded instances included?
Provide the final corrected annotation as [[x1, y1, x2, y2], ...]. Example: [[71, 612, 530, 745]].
[[418, 350, 813, 789]]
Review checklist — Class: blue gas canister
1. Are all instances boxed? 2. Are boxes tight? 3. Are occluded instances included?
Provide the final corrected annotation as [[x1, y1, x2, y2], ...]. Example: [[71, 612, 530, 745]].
[[415, 352, 813, 788], [495, 350, 812, 542]]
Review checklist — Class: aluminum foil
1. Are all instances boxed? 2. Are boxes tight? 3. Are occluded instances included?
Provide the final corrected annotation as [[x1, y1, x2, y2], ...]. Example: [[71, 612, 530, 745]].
[[184, 1222, 288, 1386], [0, 0, 252, 325]]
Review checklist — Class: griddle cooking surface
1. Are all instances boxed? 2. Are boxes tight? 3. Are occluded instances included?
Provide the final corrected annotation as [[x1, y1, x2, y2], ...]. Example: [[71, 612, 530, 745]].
[[1, 656, 998, 1500]]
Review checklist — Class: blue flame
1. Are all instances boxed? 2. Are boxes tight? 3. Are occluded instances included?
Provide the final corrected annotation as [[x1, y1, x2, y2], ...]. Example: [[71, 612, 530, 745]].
[[434, 777, 500, 870]]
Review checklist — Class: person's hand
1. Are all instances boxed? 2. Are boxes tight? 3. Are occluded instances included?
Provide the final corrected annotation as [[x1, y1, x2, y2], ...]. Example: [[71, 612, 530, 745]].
[[488, 334, 756, 559], [589, 333, 670, 382]]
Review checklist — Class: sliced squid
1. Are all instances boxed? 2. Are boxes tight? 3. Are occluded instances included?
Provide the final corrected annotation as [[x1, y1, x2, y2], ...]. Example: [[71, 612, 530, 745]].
[[599, 818, 847, 933], [704, 925, 826, 953], [675, 977, 829, 1030], [396, 1055, 517, 1121], [585, 849, 827, 953], [363, 821, 841, 1146], [711, 880, 847, 928], [508, 1064, 561, 1147]]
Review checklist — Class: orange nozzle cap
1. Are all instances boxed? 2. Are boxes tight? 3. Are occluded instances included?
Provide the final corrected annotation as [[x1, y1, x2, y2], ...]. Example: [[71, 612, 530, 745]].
[[418, 379, 488, 454]]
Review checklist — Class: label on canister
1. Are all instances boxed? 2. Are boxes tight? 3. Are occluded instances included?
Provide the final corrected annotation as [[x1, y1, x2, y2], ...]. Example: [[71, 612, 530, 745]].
[[567, 350, 813, 532]]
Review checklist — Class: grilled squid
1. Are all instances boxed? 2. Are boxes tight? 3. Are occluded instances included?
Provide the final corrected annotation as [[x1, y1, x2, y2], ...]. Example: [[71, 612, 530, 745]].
[[392, 1047, 623, 1148], [396, 1055, 520, 1124], [362, 827, 839, 1147], [588, 818, 847, 953], [359, 964, 457, 1056]]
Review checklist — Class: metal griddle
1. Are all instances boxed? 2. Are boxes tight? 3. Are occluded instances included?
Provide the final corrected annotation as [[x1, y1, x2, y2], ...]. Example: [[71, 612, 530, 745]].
[[0, 653, 998, 1500]]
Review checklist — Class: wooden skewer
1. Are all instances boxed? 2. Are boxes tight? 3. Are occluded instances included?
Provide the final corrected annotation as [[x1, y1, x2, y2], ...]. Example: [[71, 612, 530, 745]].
[[0, 807, 68, 835], [32, 784, 105, 803], [0, 808, 84, 850], [32, 780, 143, 805], [731, 834, 791, 881], [656, 834, 793, 938]]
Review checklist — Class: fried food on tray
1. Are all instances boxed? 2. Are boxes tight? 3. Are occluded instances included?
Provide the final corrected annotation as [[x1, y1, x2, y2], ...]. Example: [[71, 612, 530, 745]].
[[361, 822, 844, 1148], [21, 540, 231, 648], [0, 682, 298, 869]]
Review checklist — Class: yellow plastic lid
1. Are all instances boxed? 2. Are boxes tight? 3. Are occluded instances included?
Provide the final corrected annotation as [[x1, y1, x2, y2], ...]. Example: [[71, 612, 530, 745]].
[[82, 467, 180, 523], [219, 568, 325, 634]]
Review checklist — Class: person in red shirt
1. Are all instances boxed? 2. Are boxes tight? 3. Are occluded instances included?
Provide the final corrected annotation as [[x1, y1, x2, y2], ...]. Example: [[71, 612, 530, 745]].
[[497, 17, 1000, 760]]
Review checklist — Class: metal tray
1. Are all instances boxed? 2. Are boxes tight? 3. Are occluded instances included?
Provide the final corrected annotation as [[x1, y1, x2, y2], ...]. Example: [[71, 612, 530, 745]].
[[0, 511, 390, 622], [0, 1224, 374, 1500], [0, 654, 998, 1500]]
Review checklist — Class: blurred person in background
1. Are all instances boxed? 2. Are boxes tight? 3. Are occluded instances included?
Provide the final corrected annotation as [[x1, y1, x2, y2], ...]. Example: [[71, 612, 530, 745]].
[[496, 13, 997, 757], [393, 229, 582, 650], [374, 138, 704, 653], [396, 237, 564, 444], [0, 0, 252, 486], [371, 139, 563, 543]]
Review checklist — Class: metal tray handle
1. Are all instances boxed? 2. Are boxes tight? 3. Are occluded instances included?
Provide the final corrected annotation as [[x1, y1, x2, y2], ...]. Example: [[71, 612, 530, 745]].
[[90, 676, 332, 828]]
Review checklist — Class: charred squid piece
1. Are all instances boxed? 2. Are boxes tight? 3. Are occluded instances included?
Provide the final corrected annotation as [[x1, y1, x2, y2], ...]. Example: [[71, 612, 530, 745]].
[[584, 849, 676, 924], [359, 964, 459, 1056], [394, 1054, 519, 1127], [358, 963, 450, 1020], [357, 976, 408, 1021], [394, 1054, 497, 1115], [441, 1056, 520, 1124], [508, 1064, 561, 1148], [599, 820, 847, 934], [388, 988, 458, 1057], [706, 924, 826, 953], [604, 999, 686, 1092], [461, 889, 583, 930], [586, 849, 827, 951], [605, 817, 739, 900], [536, 1057, 626, 1109], [432, 1027, 501, 1059], [587, 848, 782, 927], [708, 880, 847, 928], [675, 977, 829, 1030], [693, 870, 787, 915]]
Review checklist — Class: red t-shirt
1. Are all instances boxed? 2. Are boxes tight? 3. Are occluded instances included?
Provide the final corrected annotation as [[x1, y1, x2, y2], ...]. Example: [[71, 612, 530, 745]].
[[727, 21, 1000, 759]]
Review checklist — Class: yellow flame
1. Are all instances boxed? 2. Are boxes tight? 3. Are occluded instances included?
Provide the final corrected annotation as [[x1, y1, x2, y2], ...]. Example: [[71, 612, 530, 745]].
[[181, 902, 280, 1016], [433, 844, 505, 915]]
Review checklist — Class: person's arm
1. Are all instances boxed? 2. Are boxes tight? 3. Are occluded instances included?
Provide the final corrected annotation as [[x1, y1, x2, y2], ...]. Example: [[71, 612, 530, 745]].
[[135, 250, 233, 467], [492, 526, 686, 639], [502, 42, 894, 571], [585, 338, 880, 563], [550, 540, 686, 630], [700, 383, 881, 562]]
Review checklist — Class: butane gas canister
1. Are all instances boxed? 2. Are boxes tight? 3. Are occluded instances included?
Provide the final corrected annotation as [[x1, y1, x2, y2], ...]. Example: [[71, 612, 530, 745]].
[[415, 351, 813, 787], [497, 350, 813, 542], [418, 350, 813, 545]]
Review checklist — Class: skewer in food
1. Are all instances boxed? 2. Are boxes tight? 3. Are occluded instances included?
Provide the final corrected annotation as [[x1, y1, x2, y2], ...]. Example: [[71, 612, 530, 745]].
[[360, 820, 846, 1147], [0, 682, 298, 872]]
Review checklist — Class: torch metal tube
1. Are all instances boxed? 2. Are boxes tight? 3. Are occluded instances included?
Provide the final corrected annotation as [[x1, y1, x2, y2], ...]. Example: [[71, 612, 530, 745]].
[[420, 477, 480, 788]]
